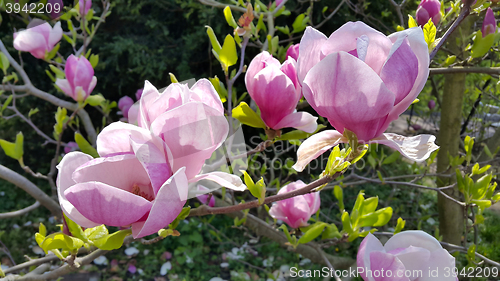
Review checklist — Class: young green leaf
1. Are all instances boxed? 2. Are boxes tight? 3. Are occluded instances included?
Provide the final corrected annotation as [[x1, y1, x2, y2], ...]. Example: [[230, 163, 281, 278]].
[[74, 132, 99, 158], [232, 102, 266, 128], [92, 229, 132, 250], [219, 35, 238, 72]]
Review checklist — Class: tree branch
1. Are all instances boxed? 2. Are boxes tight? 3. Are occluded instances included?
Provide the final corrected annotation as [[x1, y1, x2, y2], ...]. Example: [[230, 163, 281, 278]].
[[430, 67, 500, 75], [0, 164, 61, 216], [0, 201, 40, 219]]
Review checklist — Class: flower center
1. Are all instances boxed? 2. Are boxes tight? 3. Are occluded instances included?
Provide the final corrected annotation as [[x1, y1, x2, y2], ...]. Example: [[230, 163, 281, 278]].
[[132, 184, 154, 201]]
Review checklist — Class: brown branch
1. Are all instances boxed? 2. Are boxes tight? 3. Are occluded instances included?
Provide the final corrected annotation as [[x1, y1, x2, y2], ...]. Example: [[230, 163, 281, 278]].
[[189, 174, 337, 217]]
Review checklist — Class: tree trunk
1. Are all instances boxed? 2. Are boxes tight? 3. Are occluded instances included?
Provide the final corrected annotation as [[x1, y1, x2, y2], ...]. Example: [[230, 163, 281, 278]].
[[436, 18, 473, 245]]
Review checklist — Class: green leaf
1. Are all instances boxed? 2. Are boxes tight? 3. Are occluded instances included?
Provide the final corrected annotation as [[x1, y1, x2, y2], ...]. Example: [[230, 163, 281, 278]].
[[49, 65, 65, 79], [28, 108, 39, 117], [408, 15, 417, 28], [92, 229, 131, 250], [208, 76, 227, 103], [89, 54, 99, 68], [298, 222, 326, 244], [74, 132, 99, 158], [471, 32, 495, 58], [169, 206, 191, 229], [223, 6, 238, 28], [382, 151, 400, 165], [206, 26, 222, 55], [39, 222, 47, 237], [394, 217, 405, 234], [333, 185, 344, 211], [471, 199, 491, 213], [473, 174, 492, 200], [341, 211, 353, 234], [41, 233, 84, 253], [359, 207, 393, 227], [63, 213, 90, 243], [232, 102, 266, 128], [256, 14, 267, 34], [0, 132, 24, 160], [1, 94, 12, 112], [0, 52, 9, 75], [85, 94, 105, 106], [423, 19, 436, 51], [360, 197, 378, 216], [84, 225, 108, 241], [169, 73, 179, 83], [292, 13, 308, 33], [46, 43, 60, 61], [443, 55, 456, 66], [220, 35, 238, 72], [322, 224, 342, 240]]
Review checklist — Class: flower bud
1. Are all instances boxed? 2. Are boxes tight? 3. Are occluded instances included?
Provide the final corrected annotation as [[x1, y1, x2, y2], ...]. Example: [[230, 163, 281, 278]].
[[286, 43, 299, 61], [55, 55, 97, 102], [13, 20, 62, 59], [196, 185, 215, 207], [135, 89, 143, 100], [416, 0, 441, 26], [268, 181, 320, 228], [47, 0, 63, 19], [79, 0, 92, 16], [64, 142, 79, 154], [428, 99, 436, 110], [118, 96, 134, 118], [482, 8, 497, 37]]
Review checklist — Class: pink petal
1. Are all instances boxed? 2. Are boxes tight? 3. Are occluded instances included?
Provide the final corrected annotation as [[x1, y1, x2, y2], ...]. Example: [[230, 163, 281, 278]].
[[297, 27, 328, 83], [273, 111, 318, 133], [251, 66, 299, 128], [56, 152, 99, 228], [87, 76, 97, 96], [131, 168, 188, 238], [129, 132, 172, 195], [73, 153, 152, 193], [13, 31, 47, 58], [369, 251, 410, 281], [380, 37, 419, 105], [72, 57, 94, 90], [321, 22, 393, 74], [64, 55, 79, 88], [55, 79, 74, 99], [65, 181, 153, 227], [188, 171, 246, 196], [418, 249, 457, 281], [384, 27, 429, 129], [245, 51, 281, 95], [150, 102, 228, 179], [372, 133, 439, 162], [292, 130, 347, 172], [384, 230, 443, 253], [127, 103, 140, 126], [138, 80, 162, 129], [96, 121, 152, 156], [357, 233, 386, 281], [387, 246, 431, 280], [302, 52, 395, 141], [48, 21, 63, 48], [280, 56, 300, 91], [190, 79, 225, 114]]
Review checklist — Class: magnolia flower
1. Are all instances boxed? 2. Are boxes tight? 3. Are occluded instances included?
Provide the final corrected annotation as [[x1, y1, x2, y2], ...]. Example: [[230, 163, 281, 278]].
[[286, 44, 300, 61], [55, 55, 97, 102], [268, 181, 320, 228], [293, 23, 438, 171], [118, 96, 134, 118], [428, 100, 436, 110], [245, 51, 317, 133], [416, 0, 441, 26], [79, 0, 92, 16], [482, 8, 497, 37], [357, 231, 456, 281], [135, 89, 144, 100], [57, 80, 246, 237], [13, 20, 62, 59]]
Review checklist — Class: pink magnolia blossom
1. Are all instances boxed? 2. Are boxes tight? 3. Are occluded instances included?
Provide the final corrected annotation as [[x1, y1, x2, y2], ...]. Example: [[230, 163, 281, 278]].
[[275, 0, 284, 7], [286, 43, 300, 61], [357, 231, 456, 281], [64, 142, 79, 154], [79, 0, 92, 16], [13, 20, 62, 59], [482, 8, 497, 37], [196, 185, 215, 207], [118, 96, 134, 118], [55, 55, 97, 102], [428, 99, 436, 110], [268, 181, 320, 228], [416, 0, 441, 26], [245, 51, 317, 133], [293, 23, 438, 171]]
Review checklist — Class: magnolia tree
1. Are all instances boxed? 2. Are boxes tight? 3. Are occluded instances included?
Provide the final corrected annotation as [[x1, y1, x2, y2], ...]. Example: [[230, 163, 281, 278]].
[[0, 0, 500, 280]]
